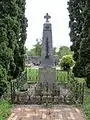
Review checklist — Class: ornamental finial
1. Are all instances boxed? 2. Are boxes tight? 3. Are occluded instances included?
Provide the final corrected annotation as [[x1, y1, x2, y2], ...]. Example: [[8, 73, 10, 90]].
[[44, 13, 51, 22]]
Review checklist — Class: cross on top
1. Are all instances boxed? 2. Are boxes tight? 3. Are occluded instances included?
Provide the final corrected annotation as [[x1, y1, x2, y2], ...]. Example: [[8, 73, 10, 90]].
[[44, 13, 51, 22]]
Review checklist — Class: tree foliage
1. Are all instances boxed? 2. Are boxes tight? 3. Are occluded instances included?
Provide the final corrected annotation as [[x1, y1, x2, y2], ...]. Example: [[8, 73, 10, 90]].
[[57, 46, 73, 59], [79, 0, 90, 87], [13, 0, 28, 78], [33, 39, 42, 56], [0, 65, 7, 97], [26, 39, 42, 56], [0, 0, 27, 96], [68, 0, 90, 87], [60, 55, 75, 71], [68, 0, 85, 76]]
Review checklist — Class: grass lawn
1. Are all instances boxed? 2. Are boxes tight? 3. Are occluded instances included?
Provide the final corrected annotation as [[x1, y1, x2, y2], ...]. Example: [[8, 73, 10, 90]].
[[75, 77, 90, 120], [75, 77, 86, 84], [82, 88, 90, 120], [0, 100, 11, 120], [56, 70, 68, 83], [27, 67, 39, 81], [27, 67, 68, 83]]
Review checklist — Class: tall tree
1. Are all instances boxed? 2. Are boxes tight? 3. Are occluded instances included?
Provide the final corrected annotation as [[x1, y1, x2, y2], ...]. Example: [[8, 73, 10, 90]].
[[57, 46, 72, 59], [68, 0, 90, 88], [0, 0, 18, 95], [33, 39, 42, 56], [79, 0, 90, 87], [14, 0, 28, 78], [0, 0, 27, 96], [53, 47, 57, 55], [68, 0, 85, 77], [26, 39, 42, 56]]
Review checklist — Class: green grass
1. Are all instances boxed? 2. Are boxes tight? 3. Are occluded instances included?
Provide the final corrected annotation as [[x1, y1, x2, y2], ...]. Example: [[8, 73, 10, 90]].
[[75, 77, 90, 120], [75, 77, 86, 84], [27, 68, 68, 83], [56, 70, 68, 83], [82, 88, 90, 120], [27, 68, 39, 81], [0, 100, 11, 120]]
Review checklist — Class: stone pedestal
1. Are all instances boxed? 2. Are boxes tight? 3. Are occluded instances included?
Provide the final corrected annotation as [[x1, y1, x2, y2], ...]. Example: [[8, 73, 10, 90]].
[[39, 67, 56, 89]]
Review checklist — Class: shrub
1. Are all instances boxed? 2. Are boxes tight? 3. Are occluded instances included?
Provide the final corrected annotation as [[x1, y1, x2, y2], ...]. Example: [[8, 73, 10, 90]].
[[0, 65, 7, 97], [60, 55, 75, 71]]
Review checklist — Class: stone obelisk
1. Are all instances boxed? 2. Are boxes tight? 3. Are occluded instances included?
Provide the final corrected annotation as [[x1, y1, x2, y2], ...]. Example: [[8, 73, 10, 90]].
[[41, 13, 54, 67], [39, 13, 56, 89]]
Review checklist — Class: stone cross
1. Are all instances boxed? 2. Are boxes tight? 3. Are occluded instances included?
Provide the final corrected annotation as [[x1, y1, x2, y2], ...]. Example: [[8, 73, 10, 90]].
[[44, 13, 51, 22]]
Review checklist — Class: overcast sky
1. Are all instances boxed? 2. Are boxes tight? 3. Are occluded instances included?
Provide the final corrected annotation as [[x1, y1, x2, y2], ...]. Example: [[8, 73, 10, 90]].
[[25, 0, 71, 50]]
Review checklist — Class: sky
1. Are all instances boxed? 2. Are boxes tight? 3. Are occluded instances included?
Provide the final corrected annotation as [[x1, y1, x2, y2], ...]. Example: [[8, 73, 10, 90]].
[[25, 0, 71, 50]]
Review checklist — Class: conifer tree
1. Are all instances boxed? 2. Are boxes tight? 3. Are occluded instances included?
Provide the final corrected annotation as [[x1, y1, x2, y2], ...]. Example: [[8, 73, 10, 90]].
[[68, 0, 85, 77], [14, 0, 28, 78], [68, 0, 90, 88], [0, 0, 28, 96], [79, 0, 90, 87]]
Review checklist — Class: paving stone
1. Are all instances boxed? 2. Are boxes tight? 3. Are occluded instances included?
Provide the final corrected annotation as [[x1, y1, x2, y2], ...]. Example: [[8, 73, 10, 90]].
[[64, 108, 71, 111], [7, 105, 85, 120], [58, 114, 63, 120], [17, 108, 21, 111], [12, 116, 18, 120], [75, 108, 80, 113], [25, 108, 30, 111], [53, 109, 61, 112], [67, 112, 75, 120], [39, 109, 47, 112], [26, 113, 31, 118], [42, 113, 47, 119], [7, 113, 15, 120]]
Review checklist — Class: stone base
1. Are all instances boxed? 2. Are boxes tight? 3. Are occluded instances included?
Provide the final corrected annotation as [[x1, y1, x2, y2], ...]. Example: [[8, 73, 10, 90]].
[[15, 91, 29, 104], [39, 67, 56, 90]]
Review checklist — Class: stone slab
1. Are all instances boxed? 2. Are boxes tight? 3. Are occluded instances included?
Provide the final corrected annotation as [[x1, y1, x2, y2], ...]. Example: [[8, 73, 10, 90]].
[[39, 67, 56, 89]]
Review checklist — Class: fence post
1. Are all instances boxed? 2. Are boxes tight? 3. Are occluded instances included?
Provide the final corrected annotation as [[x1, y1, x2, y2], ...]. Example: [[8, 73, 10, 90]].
[[81, 83, 85, 104], [57, 88, 60, 104], [11, 81, 13, 103], [67, 70, 70, 82], [13, 82, 16, 103], [75, 82, 78, 101], [79, 83, 81, 103], [36, 76, 37, 81], [11, 80, 16, 104], [46, 82, 48, 93], [51, 83, 55, 103], [39, 83, 43, 104]]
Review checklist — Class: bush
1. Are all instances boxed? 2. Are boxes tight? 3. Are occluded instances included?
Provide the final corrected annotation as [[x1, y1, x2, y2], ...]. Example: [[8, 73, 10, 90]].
[[85, 64, 90, 88], [60, 55, 75, 71], [0, 65, 7, 97], [0, 100, 11, 120]]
